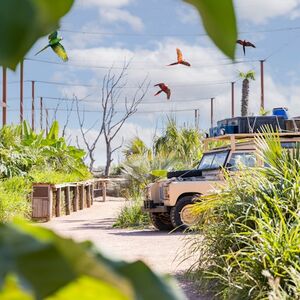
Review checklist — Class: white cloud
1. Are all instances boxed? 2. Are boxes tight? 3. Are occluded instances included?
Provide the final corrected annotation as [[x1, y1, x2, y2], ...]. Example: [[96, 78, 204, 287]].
[[99, 8, 144, 32], [176, 5, 199, 25], [235, 0, 300, 24], [77, 0, 133, 9]]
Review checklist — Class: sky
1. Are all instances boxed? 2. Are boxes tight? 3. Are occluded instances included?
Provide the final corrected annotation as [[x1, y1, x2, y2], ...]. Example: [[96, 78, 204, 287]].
[[2, 0, 300, 166]]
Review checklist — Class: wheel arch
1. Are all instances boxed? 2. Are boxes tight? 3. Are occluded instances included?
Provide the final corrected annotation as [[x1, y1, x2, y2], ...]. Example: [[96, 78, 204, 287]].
[[177, 192, 201, 202]]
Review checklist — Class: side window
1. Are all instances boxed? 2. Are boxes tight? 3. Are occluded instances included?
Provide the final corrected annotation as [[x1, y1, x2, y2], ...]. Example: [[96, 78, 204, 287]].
[[227, 152, 256, 171]]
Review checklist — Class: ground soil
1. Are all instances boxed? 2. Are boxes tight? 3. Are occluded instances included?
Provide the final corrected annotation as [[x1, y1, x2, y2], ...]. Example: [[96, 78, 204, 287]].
[[44, 197, 210, 300]]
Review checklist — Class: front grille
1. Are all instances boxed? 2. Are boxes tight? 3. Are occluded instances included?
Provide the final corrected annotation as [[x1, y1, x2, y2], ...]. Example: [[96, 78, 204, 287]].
[[144, 200, 155, 209]]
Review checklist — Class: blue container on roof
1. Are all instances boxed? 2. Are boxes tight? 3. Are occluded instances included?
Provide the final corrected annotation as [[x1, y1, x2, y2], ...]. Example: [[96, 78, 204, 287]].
[[273, 107, 289, 120]]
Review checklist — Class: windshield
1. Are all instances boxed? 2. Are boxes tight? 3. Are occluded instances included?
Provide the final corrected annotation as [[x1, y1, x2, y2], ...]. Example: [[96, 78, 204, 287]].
[[228, 152, 256, 171], [198, 151, 229, 170]]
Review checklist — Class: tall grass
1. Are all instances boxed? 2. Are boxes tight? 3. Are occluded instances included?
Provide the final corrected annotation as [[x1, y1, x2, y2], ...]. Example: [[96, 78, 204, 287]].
[[188, 133, 300, 299]]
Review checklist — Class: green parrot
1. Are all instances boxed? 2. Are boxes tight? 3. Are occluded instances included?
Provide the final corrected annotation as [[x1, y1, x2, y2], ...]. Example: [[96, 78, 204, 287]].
[[35, 31, 68, 62]]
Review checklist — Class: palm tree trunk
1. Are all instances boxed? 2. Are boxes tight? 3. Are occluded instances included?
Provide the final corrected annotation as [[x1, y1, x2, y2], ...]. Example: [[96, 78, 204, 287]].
[[241, 79, 249, 117]]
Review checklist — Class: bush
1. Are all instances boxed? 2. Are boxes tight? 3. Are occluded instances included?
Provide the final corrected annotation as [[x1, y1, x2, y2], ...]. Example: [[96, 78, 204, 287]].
[[0, 177, 31, 222], [188, 133, 300, 299], [114, 198, 150, 229]]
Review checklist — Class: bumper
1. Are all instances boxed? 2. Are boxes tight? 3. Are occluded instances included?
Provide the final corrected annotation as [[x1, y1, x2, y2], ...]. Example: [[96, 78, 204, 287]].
[[142, 200, 168, 213]]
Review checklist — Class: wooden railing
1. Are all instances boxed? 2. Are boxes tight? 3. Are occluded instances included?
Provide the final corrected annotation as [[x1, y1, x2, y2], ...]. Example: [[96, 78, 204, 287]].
[[32, 179, 109, 221]]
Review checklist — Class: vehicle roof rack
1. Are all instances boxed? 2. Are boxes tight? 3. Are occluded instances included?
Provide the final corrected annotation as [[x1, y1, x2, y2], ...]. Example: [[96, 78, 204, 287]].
[[203, 132, 300, 151]]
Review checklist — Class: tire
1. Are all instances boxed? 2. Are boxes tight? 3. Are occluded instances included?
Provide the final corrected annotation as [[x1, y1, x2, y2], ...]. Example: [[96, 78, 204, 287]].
[[170, 195, 198, 230], [150, 212, 174, 231]]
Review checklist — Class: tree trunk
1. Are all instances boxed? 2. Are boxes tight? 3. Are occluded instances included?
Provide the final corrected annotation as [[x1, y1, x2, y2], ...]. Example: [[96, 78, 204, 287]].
[[241, 79, 249, 117], [104, 142, 113, 176]]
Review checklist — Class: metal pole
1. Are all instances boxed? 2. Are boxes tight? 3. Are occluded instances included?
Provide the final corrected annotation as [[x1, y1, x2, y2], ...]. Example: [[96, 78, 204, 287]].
[[20, 61, 24, 123], [31, 81, 35, 130], [2, 67, 7, 126], [211, 98, 214, 128], [40, 97, 43, 131], [260, 60, 265, 109], [231, 82, 235, 118], [46, 108, 49, 135]]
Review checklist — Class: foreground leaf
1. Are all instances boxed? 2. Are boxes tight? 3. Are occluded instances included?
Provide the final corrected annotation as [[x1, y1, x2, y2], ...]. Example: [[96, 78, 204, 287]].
[[0, 0, 74, 70], [184, 0, 237, 59], [0, 220, 185, 300]]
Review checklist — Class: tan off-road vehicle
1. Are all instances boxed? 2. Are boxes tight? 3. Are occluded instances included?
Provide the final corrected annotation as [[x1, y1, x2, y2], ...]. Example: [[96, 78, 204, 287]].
[[143, 133, 300, 231]]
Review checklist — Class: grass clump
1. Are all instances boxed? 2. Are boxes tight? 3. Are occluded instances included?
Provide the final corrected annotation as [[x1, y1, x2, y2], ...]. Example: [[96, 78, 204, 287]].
[[188, 132, 300, 299], [114, 195, 149, 229]]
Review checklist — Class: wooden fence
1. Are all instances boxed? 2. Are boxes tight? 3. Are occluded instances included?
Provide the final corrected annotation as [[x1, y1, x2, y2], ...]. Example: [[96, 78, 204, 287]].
[[32, 179, 109, 221]]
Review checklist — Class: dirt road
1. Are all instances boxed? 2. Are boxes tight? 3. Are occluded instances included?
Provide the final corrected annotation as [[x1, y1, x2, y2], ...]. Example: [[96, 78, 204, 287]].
[[44, 198, 206, 300]]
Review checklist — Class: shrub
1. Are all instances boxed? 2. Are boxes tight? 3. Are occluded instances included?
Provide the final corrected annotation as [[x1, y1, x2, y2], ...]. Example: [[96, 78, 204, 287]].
[[188, 133, 300, 299]]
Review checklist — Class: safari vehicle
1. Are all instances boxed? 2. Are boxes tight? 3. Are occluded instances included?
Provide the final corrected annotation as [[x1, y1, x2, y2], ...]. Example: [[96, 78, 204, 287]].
[[143, 133, 300, 231]]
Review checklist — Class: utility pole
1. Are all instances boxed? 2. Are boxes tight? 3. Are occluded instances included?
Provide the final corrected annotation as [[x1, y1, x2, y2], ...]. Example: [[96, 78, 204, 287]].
[[2, 67, 7, 126], [194, 109, 199, 130], [45, 108, 49, 135], [31, 81, 35, 131], [40, 97, 43, 131], [260, 60, 265, 109], [211, 97, 214, 128], [20, 60, 24, 123], [231, 82, 235, 118]]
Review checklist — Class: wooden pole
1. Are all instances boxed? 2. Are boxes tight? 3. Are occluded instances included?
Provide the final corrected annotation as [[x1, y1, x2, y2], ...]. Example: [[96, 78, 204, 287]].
[[45, 108, 49, 135], [56, 188, 61, 217], [231, 82, 235, 118], [2, 67, 7, 126], [31, 81, 35, 130], [65, 186, 71, 215], [40, 97, 43, 131], [260, 60, 265, 109], [20, 61, 24, 123], [210, 98, 214, 128]]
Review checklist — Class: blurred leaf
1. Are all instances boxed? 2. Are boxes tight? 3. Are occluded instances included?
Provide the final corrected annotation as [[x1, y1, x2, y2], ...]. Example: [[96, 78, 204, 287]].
[[0, 0, 74, 70], [0, 220, 185, 300], [151, 170, 168, 178], [184, 0, 237, 59]]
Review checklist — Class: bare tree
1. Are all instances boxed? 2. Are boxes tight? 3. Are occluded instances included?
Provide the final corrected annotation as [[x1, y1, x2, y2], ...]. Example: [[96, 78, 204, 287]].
[[76, 99, 103, 172], [101, 63, 149, 176]]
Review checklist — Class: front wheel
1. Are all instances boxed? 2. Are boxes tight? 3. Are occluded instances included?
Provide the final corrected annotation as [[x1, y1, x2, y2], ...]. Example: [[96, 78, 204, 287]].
[[150, 212, 174, 231], [170, 195, 199, 230]]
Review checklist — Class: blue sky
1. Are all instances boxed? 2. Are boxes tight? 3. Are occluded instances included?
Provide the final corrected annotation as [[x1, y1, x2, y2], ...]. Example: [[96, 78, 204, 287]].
[[3, 0, 300, 165]]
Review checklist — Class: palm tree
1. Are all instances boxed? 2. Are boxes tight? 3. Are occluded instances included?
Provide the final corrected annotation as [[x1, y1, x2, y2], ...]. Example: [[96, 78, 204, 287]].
[[239, 70, 255, 117]]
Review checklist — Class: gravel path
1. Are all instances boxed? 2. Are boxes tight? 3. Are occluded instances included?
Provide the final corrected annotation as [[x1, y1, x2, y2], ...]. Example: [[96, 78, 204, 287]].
[[44, 198, 207, 300]]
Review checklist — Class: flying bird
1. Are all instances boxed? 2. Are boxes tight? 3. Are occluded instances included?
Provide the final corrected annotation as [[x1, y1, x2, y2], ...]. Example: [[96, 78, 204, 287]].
[[167, 48, 191, 67], [154, 83, 171, 100], [236, 40, 256, 55], [35, 31, 68, 62]]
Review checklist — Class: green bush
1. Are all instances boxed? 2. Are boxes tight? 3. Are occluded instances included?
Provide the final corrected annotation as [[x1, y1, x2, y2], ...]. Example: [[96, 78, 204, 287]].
[[188, 133, 300, 299], [114, 198, 150, 229]]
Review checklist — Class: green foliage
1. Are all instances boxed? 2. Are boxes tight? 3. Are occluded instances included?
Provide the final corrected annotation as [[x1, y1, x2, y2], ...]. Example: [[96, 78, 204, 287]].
[[0, 0, 74, 69], [0, 177, 31, 223], [239, 70, 256, 81], [114, 198, 150, 229], [0, 220, 184, 300], [184, 0, 237, 59], [188, 134, 300, 299]]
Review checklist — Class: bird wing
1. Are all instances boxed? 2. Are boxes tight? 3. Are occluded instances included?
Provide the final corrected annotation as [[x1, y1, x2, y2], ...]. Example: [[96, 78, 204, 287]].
[[154, 83, 164, 88], [181, 61, 191, 67], [51, 43, 68, 62], [48, 31, 58, 41], [245, 41, 256, 48], [35, 44, 50, 56], [166, 88, 171, 100], [176, 48, 183, 62], [236, 40, 244, 45]]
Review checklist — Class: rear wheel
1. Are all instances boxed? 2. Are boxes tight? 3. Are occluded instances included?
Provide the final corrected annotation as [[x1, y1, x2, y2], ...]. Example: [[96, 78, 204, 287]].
[[150, 212, 174, 231], [170, 195, 199, 230]]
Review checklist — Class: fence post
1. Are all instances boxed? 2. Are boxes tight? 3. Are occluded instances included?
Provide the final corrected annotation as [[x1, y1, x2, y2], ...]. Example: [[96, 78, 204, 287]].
[[65, 186, 70, 215], [102, 181, 107, 202], [79, 184, 84, 210], [73, 186, 79, 211], [56, 188, 61, 217]]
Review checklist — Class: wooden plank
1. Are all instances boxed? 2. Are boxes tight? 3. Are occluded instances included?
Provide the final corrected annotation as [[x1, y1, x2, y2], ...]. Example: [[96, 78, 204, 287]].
[[48, 187, 53, 221], [91, 183, 94, 205], [86, 185, 91, 208], [79, 185, 84, 210], [56, 188, 61, 217], [65, 186, 71, 215], [102, 182, 107, 202], [73, 186, 78, 212]]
